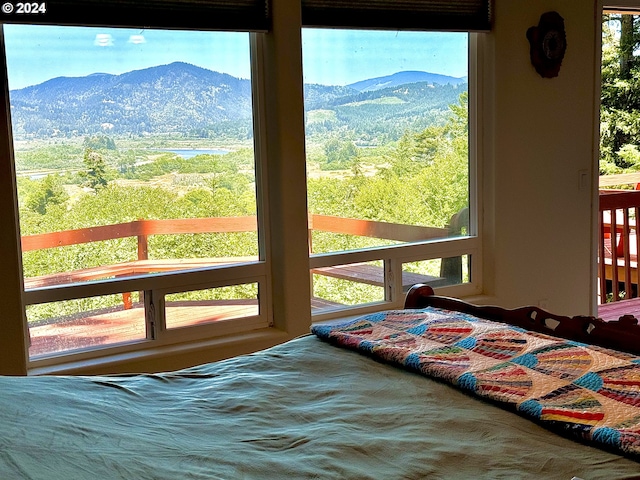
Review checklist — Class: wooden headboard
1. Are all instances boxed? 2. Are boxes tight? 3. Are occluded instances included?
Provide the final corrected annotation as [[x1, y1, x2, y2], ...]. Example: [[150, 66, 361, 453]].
[[404, 284, 640, 356]]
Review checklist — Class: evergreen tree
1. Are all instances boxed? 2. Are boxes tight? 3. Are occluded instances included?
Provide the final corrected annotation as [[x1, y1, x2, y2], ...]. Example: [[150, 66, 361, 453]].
[[82, 148, 108, 190], [83, 135, 116, 150], [601, 14, 640, 172]]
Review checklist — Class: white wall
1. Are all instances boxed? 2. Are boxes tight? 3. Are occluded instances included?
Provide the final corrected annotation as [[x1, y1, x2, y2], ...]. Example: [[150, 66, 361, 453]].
[[481, 1, 600, 314]]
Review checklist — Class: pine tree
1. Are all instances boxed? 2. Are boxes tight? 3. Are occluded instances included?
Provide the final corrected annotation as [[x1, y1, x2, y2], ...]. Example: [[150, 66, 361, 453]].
[[601, 14, 640, 172], [82, 148, 108, 190]]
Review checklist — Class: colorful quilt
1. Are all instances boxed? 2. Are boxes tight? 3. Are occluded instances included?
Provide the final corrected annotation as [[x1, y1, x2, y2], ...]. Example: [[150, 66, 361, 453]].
[[312, 307, 640, 459]]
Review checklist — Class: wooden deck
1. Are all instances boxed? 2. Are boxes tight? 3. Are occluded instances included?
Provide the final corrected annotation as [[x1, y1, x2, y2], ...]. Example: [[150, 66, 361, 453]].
[[599, 235, 640, 321], [28, 297, 341, 358], [599, 190, 640, 304], [29, 300, 259, 358], [602, 234, 638, 282], [24, 257, 259, 289], [599, 297, 640, 322], [312, 262, 448, 291], [25, 257, 449, 358]]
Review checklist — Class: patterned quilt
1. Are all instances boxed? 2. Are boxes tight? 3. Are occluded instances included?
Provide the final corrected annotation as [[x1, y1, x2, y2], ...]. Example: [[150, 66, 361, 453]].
[[312, 307, 640, 460]]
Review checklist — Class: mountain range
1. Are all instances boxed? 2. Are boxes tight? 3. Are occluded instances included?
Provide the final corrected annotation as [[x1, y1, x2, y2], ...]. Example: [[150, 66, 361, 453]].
[[346, 71, 465, 92], [9, 61, 467, 140]]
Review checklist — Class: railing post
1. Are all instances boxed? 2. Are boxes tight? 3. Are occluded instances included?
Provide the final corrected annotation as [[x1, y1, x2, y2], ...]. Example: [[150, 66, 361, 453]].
[[598, 209, 607, 305], [137, 219, 148, 261], [128, 219, 149, 310]]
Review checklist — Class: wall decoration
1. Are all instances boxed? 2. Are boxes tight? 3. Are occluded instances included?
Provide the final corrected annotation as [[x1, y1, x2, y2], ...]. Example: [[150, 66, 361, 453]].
[[527, 11, 567, 78]]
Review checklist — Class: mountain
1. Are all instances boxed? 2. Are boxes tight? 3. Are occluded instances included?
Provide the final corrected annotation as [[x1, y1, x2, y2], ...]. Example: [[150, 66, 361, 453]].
[[10, 62, 253, 137], [303, 83, 359, 110], [304, 79, 466, 142], [347, 71, 466, 92], [9, 62, 467, 141]]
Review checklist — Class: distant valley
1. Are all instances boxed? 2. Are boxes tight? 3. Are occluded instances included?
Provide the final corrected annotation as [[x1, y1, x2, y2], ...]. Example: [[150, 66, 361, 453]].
[[9, 62, 467, 143]]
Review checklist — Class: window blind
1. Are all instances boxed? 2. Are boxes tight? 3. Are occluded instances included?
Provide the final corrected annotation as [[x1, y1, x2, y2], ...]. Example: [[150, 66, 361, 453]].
[[301, 0, 492, 32], [1, 0, 271, 31]]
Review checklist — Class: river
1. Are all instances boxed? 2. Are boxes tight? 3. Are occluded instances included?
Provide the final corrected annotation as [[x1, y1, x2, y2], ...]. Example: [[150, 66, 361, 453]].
[[159, 148, 230, 159]]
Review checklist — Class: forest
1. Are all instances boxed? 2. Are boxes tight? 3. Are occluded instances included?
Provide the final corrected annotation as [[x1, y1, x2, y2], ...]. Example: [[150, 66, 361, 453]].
[[601, 12, 640, 176]]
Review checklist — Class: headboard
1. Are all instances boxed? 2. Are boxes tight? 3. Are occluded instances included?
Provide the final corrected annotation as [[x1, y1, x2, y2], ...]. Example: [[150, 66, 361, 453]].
[[404, 284, 640, 356]]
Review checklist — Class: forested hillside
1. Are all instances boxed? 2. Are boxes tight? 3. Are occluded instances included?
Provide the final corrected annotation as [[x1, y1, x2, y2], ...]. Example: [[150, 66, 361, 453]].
[[10, 61, 466, 145]]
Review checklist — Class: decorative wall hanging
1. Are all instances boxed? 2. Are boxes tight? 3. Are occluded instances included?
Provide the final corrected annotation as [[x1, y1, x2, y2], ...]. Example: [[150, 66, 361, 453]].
[[526, 11, 567, 78]]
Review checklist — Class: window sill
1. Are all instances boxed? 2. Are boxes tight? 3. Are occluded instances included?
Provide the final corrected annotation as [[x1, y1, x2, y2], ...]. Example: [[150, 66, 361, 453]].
[[28, 294, 494, 376], [28, 327, 292, 376]]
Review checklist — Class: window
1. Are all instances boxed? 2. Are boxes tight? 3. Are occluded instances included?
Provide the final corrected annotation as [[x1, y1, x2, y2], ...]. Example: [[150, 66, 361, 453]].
[[303, 29, 479, 318], [4, 23, 271, 362], [0, 0, 487, 373]]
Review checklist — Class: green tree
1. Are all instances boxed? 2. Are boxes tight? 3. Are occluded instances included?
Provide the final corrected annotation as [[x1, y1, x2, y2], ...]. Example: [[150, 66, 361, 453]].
[[308, 91, 469, 250], [82, 148, 108, 190], [323, 138, 359, 170], [116, 150, 137, 176], [601, 14, 640, 172], [24, 174, 69, 215], [380, 92, 469, 226], [83, 135, 116, 150]]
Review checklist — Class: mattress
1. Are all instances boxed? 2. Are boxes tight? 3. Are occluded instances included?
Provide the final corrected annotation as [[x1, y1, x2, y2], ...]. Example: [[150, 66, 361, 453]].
[[0, 334, 638, 479]]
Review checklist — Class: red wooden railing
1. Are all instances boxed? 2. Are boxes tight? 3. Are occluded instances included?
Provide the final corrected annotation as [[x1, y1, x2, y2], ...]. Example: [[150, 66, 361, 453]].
[[21, 215, 450, 295], [21, 216, 259, 255], [22, 215, 448, 254], [599, 189, 640, 303]]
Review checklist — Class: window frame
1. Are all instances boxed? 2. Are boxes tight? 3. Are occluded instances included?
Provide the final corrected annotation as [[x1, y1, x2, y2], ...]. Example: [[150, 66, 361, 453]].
[[1, 25, 274, 368]]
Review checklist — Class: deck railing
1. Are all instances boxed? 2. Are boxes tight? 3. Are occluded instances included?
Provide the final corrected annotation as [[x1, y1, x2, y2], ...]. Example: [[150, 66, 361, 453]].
[[599, 189, 640, 303], [22, 195, 629, 306], [21, 214, 451, 303], [22, 214, 449, 257]]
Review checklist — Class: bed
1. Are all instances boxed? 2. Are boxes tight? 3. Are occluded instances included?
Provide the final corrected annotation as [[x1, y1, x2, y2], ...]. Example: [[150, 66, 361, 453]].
[[2, 286, 640, 479]]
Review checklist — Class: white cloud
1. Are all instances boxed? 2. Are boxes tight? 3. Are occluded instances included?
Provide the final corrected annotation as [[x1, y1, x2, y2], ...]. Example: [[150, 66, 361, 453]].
[[94, 34, 114, 47], [128, 35, 146, 45]]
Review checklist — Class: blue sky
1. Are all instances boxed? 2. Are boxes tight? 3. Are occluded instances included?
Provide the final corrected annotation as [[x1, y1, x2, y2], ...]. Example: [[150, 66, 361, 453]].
[[302, 29, 467, 86], [3, 25, 467, 90]]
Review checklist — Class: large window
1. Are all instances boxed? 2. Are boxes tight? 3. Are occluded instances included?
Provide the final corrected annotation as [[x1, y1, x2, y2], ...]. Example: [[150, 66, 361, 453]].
[[303, 29, 478, 317], [5, 25, 269, 360], [0, 0, 487, 373]]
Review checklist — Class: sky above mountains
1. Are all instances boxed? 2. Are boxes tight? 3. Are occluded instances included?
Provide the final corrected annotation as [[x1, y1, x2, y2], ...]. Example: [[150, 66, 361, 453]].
[[4, 24, 467, 90]]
